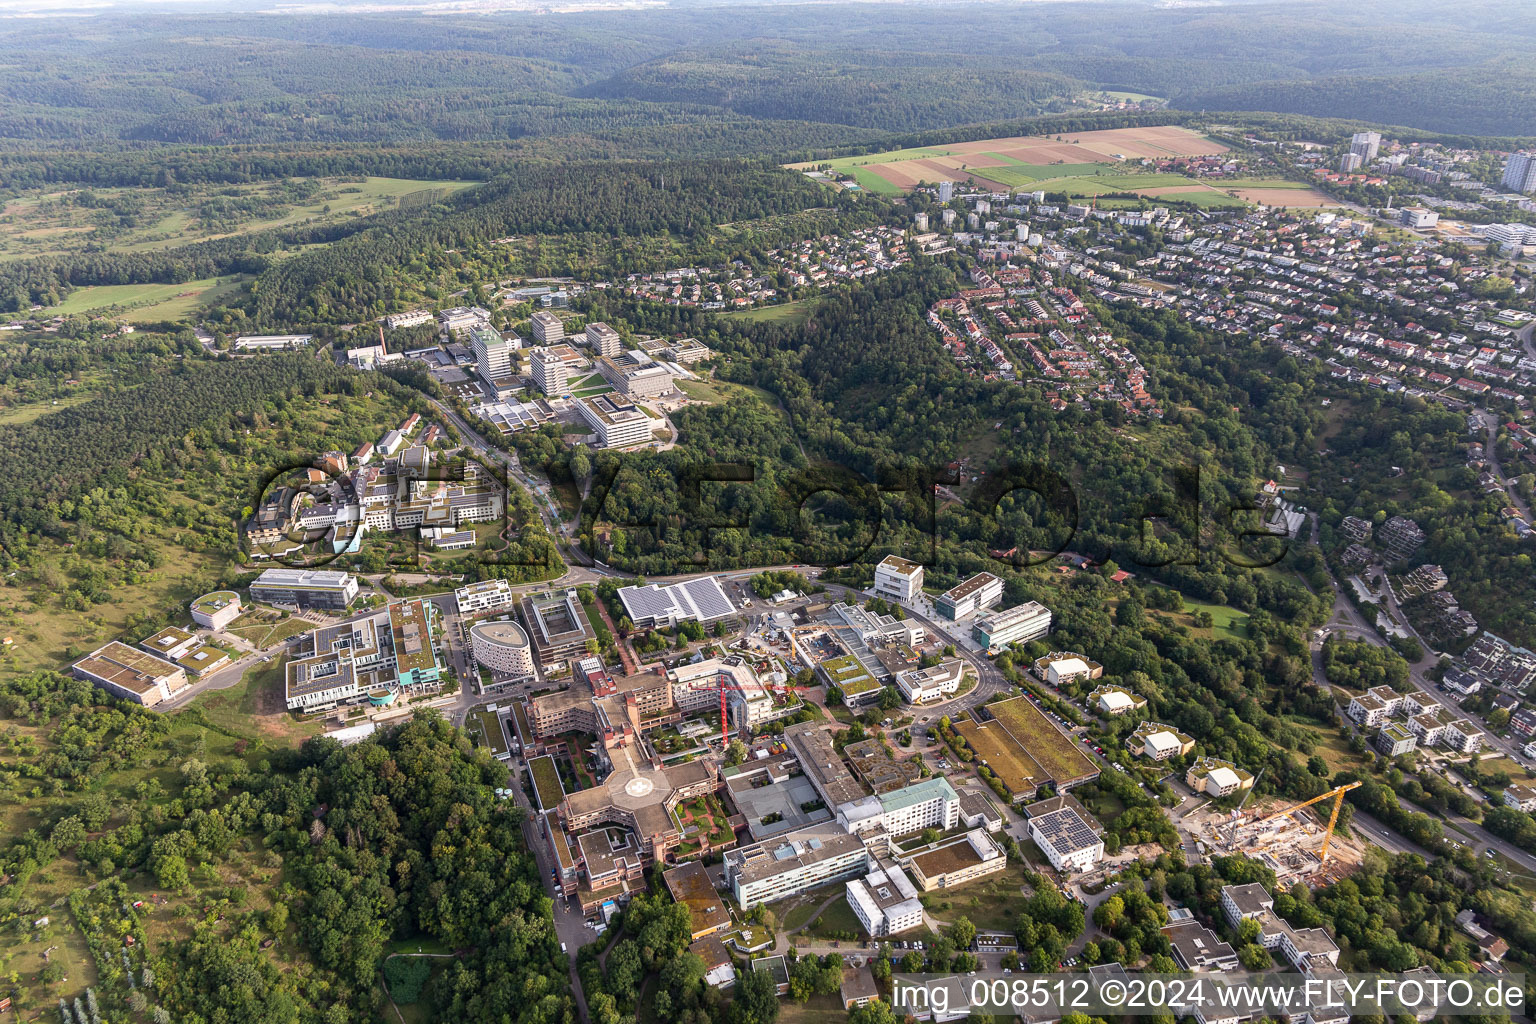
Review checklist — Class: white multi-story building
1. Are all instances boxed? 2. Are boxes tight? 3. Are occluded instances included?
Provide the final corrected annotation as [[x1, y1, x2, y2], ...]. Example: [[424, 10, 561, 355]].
[[532, 347, 570, 397], [530, 310, 565, 344], [933, 571, 1002, 620], [1026, 804, 1103, 873], [578, 394, 653, 449], [894, 660, 965, 704], [1501, 152, 1536, 195], [455, 578, 518, 616], [384, 310, 433, 329], [439, 306, 492, 335], [471, 325, 519, 386], [846, 863, 924, 936], [470, 620, 536, 677], [839, 777, 961, 837], [1349, 131, 1381, 163], [1442, 719, 1484, 754], [586, 322, 623, 357], [971, 601, 1051, 652], [725, 827, 870, 908], [190, 591, 242, 630], [873, 554, 924, 603]]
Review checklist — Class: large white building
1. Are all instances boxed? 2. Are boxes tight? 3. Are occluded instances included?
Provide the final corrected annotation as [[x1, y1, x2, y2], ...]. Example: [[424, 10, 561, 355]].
[[1026, 803, 1103, 873], [578, 394, 653, 449], [455, 578, 519, 616], [470, 620, 536, 677], [847, 863, 924, 936], [1501, 152, 1536, 195], [1349, 131, 1381, 163], [471, 325, 519, 387], [725, 827, 870, 908], [618, 577, 735, 628], [532, 347, 570, 397], [233, 334, 313, 351], [530, 310, 565, 344], [838, 777, 961, 837], [439, 306, 493, 335], [873, 555, 924, 603], [249, 568, 359, 610], [971, 601, 1051, 652], [934, 571, 1002, 620], [894, 660, 965, 704], [586, 322, 623, 357]]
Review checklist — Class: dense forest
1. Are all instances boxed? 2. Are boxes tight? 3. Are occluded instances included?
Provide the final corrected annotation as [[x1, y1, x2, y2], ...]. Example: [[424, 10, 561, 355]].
[[1, 0, 1535, 148], [0, 354, 361, 540]]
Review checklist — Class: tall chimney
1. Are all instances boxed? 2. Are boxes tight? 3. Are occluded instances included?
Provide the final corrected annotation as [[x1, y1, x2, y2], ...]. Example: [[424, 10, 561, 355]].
[[378, 323, 387, 354]]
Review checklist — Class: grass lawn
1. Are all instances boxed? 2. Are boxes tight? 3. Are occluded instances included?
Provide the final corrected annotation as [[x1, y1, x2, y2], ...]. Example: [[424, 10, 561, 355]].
[[186, 659, 322, 747], [779, 994, 849, 1024], [226, 613, 315, 649], [0, 390, 96, 425], [41, 274, 248, 318], [807, 894, 864, 938], [722, 299, 815, 325], [919, 862, 1032, 932]]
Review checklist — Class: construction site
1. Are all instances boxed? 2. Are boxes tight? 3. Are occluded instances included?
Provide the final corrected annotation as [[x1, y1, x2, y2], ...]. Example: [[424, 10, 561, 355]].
[[1187, 783, 1370, 887]]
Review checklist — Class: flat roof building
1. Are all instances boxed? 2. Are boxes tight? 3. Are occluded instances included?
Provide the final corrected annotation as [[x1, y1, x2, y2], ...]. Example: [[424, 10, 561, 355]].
[[894, 659, 965, 704], [618, 577, 734, 628], [191, 590, 242, 630], [664, 861, 732, 941], [1025, 802, 1104, 873], [249, 568, 359, 610], [578, 394, 653, 449], [934, 572, 1003, 620], [455, 578, 518, 617], [470, 620, 535, 678], [520, 589, 597, 670], [847, 862, 924, 936], [972, 601, 1051, 652], [471, 324, 519, 386], [73, 641, 189, 707], [532, 347, 570, 397], [586, 322, 623, 357], [530, 310, 565, 344], [724, 825, 870, 908], [874, 555, 924, 603], [901, 829, 1006, 891], [597, 351, 673, 399]]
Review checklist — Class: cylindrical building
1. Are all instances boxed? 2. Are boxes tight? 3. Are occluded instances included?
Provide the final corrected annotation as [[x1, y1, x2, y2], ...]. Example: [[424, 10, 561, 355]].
[[470, 620, 535, 676]]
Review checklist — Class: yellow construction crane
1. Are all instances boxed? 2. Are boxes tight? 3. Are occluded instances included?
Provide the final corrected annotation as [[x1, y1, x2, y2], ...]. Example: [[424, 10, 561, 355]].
[[1248, 781, 1362, 872]]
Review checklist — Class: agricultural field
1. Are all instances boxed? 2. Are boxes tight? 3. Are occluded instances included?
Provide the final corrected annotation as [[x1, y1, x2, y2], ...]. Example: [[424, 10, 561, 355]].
[[790, 125, 1227, 193], [793, 128, 1336, 209], [0, 176, 477, 262]]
